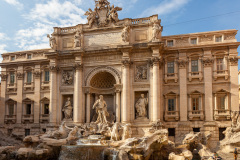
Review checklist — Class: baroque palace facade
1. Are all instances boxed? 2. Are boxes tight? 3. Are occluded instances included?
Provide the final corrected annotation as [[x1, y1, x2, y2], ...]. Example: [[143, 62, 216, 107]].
[[0, 0, 239, 146]]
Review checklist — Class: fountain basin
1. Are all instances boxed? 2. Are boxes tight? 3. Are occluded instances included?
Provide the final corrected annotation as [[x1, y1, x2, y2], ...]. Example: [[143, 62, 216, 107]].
[[59, 145, 108, 160]]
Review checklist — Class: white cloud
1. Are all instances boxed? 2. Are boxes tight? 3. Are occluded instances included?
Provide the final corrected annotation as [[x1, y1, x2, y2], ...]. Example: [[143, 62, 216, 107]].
[[3, 0, 23, 9], [140, 0, 190, 17], [0, 44, 7, 54], [16, 0, 87, 50], [0, 33, 10, 41]]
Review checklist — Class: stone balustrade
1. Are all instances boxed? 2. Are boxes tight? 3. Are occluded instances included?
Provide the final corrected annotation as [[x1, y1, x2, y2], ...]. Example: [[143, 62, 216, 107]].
[[188, 110, 204, 121], [164, 111, 179, 121], [4, 115, 16, 124]]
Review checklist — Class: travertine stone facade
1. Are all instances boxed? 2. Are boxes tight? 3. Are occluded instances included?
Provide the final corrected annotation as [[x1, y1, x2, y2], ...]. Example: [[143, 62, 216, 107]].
[[0, 0, 239, 146]]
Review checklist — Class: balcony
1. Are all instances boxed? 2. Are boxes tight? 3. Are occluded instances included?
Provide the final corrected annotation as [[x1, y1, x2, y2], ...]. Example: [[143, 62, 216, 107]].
[[164, 73, 178, 83], [7, 83, 17, 92], [188, 110, 204, 121], [164, 111, 179, 121], [41, 81, 50, 90], [22, 114, 34, 123], [24, 82, 34, 91], [40, 114, 49, 123], [213, 70, 229, 80], [214, 109, 231, 121], [4, 115, 16, 124], [188, 71, 203, 82]]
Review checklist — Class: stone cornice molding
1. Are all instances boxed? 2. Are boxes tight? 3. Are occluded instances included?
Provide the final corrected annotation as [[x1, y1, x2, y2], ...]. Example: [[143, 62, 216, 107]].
[[177, 59, 187, 69], [0, 74, 7, 81], [229, 56, 238, 66], [203, 58, 214, 67]]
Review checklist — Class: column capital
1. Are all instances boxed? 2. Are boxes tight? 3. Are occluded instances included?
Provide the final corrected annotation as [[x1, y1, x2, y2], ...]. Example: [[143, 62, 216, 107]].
[[17, 72, 24, 80], [34, 71, 41, 79], [114, 84, 122, 93], [228, 56, 238, 66], [121, 59, 132, 67], [49, 65, 59, 72], [177, 59, 187, 69], [73, 63, 83, 70], [0, 74, 7, 81], [203, 58, 214, 67]]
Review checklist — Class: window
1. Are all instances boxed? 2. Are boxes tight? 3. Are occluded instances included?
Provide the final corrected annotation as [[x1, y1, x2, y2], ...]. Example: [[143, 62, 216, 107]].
[[217, 58, 223, 71], [44, 71, 50, 82], [27, 72, 32, 83], [9, 104, 14, 115], [218, 96, 225, 110], [26, 104, 31, 115], [168, 99, 175, 111], [191, 60, 198, 72], [216, 36, 222, 42], [219, 128, 226, 140], [191, 38, 197, 44], [44, 104, 49, 114], [167, 62, 174, 74], [193, 128, 200, 133], [11, 56, 15, 61], [167, 40, 173, 47], [25, 129, 30, 136], [27, 54, 32, 59], [10, 72, 15, 84], [192, 98, 199, 110], [168, 128, 175, 137]]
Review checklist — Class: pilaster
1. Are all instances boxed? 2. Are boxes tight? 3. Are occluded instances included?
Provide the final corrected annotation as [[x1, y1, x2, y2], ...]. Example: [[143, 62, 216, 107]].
[[203, 49, 214, 121], [178, 51, 188, 121], [17, 66, 23, 124], [33, 65, 41, 124], [0, 68, 7, 124]]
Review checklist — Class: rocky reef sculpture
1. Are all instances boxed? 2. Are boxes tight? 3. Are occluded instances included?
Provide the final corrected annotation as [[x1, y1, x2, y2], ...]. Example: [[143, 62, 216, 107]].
[[220, 111, 240, 153]]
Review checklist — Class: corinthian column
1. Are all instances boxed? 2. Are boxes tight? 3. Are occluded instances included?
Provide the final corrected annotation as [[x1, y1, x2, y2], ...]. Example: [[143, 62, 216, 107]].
[[152, 57, 160, 121], [121, 59, 131, 123], [73, 63, 83, 123], [49, 65, 58, 124]]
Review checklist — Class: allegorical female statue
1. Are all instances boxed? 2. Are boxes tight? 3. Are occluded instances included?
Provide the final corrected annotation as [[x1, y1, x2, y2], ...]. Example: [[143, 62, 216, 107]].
[[62, 97, 73, 120], [135, 94, 148, 118], [92, 95, 109, 124]]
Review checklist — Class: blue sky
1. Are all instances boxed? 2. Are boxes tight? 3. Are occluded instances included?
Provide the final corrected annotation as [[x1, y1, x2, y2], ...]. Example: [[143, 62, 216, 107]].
[[0, 0, 240, 68]]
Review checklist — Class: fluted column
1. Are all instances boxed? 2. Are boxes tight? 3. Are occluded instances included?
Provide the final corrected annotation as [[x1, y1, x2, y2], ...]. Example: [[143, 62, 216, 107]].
[[49, 65, 58, 124], [74, 63, 84, 123], [121, 59, 131, 123], [116, 90, 121, 122], [152, 57, 160, 121], [86, 92, 91, 123]]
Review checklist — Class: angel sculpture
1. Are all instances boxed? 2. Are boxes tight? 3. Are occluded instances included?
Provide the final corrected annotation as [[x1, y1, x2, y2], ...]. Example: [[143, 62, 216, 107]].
[[95, 0, 110, 8], [108, 5, 122, 23], [84, 8, 97, 28]]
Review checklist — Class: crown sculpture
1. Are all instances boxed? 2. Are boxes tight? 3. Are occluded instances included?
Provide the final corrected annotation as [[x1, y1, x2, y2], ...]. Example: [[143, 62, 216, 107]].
[[84, 0, 122, 28]]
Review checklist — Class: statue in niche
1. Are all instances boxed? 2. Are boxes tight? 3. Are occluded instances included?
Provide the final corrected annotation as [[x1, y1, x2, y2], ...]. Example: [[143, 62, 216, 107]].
[[84, 8, 97, 28], [122, 25, 130, 42], [135, 94, 148, 118], [92, 95, 109, 124], [136, 66, 148, 81], [62, 71, 73, 85], [62, 97, 73, 120], [152, 22, 162, 42], [74, 30, 83, 48], [47, 34, 57, 50], [108, 5, 122, 23]]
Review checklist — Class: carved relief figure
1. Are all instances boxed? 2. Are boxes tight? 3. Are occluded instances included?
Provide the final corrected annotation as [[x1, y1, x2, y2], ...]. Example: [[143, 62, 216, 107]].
[[136, 66, 148, 81], [152, 22, 162, 42], [84, 8, 97, 28], [108, 5, 122, 23], [122, 26, 130, 42], [92, 95, 109, 124], [62, 71, 73, 85], [74, 30, 83, 48], [62, 97, 73, 120], [47, 34, 57, 50], [135, 94, 148, 118]]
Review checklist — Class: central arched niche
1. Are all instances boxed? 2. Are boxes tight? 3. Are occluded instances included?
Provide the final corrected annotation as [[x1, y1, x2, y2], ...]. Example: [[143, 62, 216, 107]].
[[89, 71, 117, 122]]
